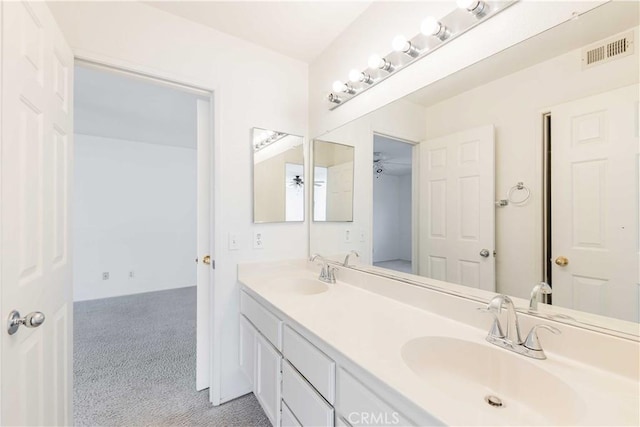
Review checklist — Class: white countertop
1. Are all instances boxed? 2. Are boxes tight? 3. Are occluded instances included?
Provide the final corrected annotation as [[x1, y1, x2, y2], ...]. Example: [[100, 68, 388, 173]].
[[238, 260, 640, 426]]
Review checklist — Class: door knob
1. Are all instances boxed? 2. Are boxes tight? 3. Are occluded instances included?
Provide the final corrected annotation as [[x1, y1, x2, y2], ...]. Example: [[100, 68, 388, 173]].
[[7, 310, 45, 335], [202, 255, 211, 265], [479, 249, 491, 258], [555, 256, 569, 267]]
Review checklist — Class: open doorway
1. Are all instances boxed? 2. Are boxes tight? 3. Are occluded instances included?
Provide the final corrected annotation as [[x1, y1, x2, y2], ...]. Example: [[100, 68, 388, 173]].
[[372, 134, 415, 274], [71, 64, 265, 426]]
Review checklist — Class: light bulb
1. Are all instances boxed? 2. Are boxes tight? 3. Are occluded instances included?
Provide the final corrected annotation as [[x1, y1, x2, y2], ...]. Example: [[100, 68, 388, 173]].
[[349, 69, 373, 84], [421, 16, 449, 40], [421, 17, 441, 36], [332, 80, 345, 93], [392, 35, 410, 52], [368, 54, 394, 72], [368, 54, 384, 70], [332, 80, 355, 94], [392, 34, 419, 57], [457, 0, 486, 16], [349, 69, 362, 83], [457, 0, 478, 9]]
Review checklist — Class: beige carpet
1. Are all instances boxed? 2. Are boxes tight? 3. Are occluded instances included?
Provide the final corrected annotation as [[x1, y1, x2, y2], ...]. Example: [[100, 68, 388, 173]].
[[74, 287, 269, 426]]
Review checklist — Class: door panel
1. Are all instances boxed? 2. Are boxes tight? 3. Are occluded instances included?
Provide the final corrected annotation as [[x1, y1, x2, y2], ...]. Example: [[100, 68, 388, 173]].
[[1, 2, 73, 425], [196, 98, 211, 391], [550, 84, 639, 322], [419, 125, 496, 291]]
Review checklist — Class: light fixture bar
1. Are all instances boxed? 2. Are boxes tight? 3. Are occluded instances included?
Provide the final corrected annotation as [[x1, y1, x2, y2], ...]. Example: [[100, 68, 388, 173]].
[[327, 0, 517, 110]]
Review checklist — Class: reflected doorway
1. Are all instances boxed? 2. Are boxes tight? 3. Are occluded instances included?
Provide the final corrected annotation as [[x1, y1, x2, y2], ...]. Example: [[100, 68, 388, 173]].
[[372, 134, 415, 274]]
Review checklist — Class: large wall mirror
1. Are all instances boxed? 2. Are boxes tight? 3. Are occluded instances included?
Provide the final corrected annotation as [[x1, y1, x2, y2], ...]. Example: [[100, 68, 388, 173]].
[[253, 128, 305, 223], [310, 1, 639, 335], [312, 140, 355, 222]]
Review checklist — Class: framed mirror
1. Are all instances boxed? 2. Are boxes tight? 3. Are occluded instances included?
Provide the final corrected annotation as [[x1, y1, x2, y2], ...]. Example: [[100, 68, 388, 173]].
[[252, 128, 305, 223], [309, 1, 640, 337], [312, 140, 355, 222]]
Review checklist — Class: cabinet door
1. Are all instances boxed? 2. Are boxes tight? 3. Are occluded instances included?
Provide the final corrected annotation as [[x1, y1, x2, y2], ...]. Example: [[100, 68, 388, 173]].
[[239, 315, 256, 389], [255, 333, 282, 426]]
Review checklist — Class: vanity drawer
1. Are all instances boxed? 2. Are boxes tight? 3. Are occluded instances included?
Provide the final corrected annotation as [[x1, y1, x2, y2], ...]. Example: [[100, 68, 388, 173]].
[[336, 368, 412, 427], [240, 290, 283, 350], [282, 361, 334, 427], [281, 401, 301, 427], [283, 325, 335, 403]]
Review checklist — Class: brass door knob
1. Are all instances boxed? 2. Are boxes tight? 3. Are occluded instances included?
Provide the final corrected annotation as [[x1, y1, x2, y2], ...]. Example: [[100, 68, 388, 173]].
[[202, 255, 211, 265], [554, 256, 569, 267]]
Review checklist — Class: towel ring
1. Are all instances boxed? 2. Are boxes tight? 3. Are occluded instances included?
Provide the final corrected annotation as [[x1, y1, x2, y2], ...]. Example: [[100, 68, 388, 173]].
[[495, 181, 531, 207], [507, 182, 530, 206]]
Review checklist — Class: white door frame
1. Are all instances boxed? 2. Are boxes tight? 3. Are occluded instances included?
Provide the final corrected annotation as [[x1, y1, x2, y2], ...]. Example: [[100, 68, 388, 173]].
[[72, 54, 222, 404]]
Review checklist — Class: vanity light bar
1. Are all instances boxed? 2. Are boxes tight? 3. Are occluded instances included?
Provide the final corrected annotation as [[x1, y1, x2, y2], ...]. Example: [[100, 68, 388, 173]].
[[254, 131, 287, 152], [326, 0, 517, 110]]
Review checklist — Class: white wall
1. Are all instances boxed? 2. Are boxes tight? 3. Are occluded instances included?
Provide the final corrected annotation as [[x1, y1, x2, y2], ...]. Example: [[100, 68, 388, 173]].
[[309, 1, 606, 137], [73, 135, 196, 301], [48, 1, 308, 404], [373, 174, 412, 263], [423, 27, 640, 299], [373, 175, 400, 262]]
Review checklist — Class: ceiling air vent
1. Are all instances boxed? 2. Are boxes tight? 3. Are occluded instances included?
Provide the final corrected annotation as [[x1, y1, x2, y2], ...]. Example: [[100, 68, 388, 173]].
[[582, 31, 634, 70]]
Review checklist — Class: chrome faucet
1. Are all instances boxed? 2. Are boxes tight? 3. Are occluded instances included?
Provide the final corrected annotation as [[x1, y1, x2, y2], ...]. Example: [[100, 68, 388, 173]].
[[529, 282, 552, 311], [310, 254, 337, 284], [479, 294, 560, 360], [342, 250, 360, 267]]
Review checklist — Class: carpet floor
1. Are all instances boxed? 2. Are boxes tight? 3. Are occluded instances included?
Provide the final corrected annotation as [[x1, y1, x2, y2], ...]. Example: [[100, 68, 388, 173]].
[[74, 287, 270, 427]]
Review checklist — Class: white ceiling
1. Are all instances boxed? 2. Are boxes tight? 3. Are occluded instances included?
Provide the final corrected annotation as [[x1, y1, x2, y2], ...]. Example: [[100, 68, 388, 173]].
[[75, 65, 203, 148], [146, 1, 372, 63]]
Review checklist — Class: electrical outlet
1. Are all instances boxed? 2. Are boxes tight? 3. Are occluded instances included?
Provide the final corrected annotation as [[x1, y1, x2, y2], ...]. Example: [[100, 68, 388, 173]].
[[102, 272, 109, 280], [254, 231, 264, 249], [129, 271, 135, 279], [359, 229, 366, 242], [229, 232, 239, 250], [344, 228, 352, 243]]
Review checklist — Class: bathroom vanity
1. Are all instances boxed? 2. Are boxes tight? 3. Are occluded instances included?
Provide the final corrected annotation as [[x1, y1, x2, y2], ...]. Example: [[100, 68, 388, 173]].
[[238, 260, 639, 426]]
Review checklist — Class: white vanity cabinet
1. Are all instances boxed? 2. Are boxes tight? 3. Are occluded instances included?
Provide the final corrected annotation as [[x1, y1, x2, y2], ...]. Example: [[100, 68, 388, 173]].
[[239, 314, 282, 427], [240, 289, 415, 427]]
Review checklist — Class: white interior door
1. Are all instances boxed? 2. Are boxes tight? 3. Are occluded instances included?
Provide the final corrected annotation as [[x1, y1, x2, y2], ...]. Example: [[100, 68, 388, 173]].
[[419, 125, 495, 291], [550, 84, 639, 322], [1, 1, 73, 425], [326, 161, 354, 221], [196, 98, 212, 391]]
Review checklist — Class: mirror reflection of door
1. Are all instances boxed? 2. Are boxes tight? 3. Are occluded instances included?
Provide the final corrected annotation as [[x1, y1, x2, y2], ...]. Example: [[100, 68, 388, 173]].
[[547, 84, 639, 322], [312, 140, 355, 222], [420, 126, 496, 292], [372, 135, 415, 274]]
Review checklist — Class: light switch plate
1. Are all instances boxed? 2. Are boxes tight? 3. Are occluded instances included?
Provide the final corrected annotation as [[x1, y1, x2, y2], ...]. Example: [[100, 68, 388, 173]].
[[229, 233, 239, 250], [344, 228, 352, 243], [359, 229, 366, 242]]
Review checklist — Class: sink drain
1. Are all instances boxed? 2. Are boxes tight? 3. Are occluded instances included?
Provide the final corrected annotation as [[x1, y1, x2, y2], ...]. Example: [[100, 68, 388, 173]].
[[484, 395, 504, 408]]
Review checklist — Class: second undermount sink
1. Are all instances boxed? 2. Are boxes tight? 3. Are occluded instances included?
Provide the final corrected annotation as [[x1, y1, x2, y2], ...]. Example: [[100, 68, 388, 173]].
[[266, 277, 329, 295], [401, 336, 584, 426]]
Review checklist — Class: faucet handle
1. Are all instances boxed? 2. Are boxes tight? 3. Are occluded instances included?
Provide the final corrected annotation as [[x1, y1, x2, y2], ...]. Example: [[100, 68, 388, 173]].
[[523, 324, 560, 351], [477, 307, 504, 338], [327, 265, 338, 283]]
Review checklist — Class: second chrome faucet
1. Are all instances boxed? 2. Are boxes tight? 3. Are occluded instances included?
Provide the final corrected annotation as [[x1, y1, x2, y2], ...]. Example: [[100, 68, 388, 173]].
[[310, 254, 337, 284], [480, 294, 560, 360]]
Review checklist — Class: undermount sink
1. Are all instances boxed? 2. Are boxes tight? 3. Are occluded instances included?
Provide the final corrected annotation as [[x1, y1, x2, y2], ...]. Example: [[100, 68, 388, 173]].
[[401, 336, 584, 426], [266, 277, 329, 295]]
